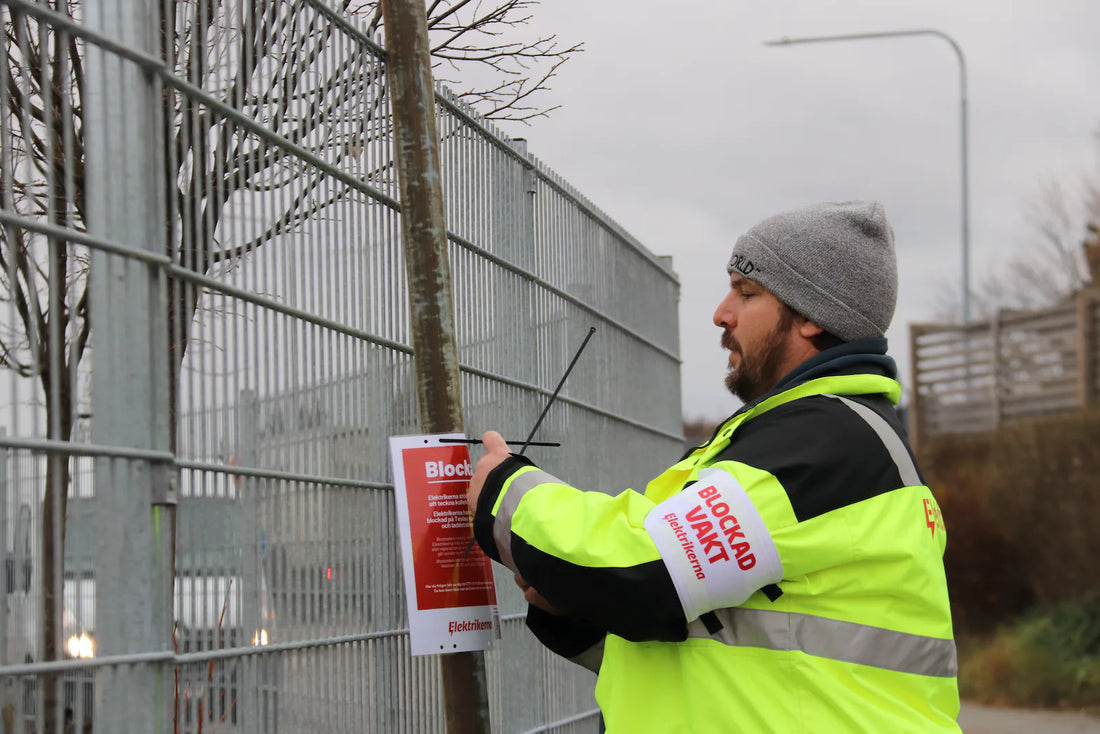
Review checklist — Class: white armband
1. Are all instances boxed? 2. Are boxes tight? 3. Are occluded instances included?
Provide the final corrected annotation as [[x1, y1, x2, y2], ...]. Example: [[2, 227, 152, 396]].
[[643, 467, 782, 622]]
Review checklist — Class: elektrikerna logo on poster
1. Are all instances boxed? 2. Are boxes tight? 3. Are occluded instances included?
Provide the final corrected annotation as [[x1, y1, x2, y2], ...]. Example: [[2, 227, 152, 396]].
[[448, 618, 493, 636]]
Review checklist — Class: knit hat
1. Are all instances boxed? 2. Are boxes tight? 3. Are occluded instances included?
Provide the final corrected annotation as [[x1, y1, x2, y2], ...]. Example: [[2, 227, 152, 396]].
[[726, 201, 898, 341]]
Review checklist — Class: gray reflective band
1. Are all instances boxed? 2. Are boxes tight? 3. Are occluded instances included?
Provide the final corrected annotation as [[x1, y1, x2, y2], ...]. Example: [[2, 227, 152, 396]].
[[688, 607, 958, 678], [829, 395, 922, 487], [493, 468, 561, 572]]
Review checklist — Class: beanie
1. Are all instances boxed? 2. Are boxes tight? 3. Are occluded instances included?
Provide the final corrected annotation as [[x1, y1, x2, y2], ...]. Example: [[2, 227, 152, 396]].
[[726, 200, 898, 341]]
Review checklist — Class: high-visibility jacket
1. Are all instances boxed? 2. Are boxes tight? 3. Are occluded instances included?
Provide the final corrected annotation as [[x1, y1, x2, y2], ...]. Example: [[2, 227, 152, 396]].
[[473, 345, 961, 733]]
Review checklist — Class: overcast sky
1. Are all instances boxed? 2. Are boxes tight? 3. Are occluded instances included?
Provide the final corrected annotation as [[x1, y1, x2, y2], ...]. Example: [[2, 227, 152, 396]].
[[486, 0, 1100, 422]]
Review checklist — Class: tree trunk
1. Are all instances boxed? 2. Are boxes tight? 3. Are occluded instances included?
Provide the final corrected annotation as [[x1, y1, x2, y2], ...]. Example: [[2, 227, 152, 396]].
[[39, 401, 73, 734]]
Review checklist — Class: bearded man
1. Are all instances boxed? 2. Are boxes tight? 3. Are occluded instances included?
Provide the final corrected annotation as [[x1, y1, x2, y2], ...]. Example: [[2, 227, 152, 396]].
[[467, 201, 962, 734]]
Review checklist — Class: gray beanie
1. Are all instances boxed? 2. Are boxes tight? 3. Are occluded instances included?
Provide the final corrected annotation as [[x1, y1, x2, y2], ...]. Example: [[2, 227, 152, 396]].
[[726, 200, 898, 341]]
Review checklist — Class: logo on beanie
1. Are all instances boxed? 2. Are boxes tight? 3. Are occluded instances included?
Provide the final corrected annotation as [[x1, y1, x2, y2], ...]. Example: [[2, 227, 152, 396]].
[[730, 254, 758, 277]]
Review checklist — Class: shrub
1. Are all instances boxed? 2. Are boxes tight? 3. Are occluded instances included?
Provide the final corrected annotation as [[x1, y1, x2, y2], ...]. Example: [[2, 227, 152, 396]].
[[959, 597, 1100, 708], [919, 406, 1100, 638]]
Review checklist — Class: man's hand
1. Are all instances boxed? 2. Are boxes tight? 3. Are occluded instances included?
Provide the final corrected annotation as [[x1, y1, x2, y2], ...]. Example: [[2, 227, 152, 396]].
[[466, 430, 512, 514], [514, 573, 562, 615], [466, 434, 561, 617]]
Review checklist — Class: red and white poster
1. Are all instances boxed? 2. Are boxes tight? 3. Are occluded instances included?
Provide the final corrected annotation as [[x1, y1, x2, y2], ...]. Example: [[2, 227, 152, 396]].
[[389, 433, 499, 655]]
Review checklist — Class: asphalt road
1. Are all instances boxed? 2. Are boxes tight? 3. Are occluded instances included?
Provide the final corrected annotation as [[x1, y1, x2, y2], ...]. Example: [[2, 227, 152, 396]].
[[960, 702, 1100, 734]]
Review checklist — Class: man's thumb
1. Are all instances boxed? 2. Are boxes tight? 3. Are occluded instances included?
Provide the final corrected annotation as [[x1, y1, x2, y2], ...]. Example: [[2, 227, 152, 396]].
[[482, 430, 511, 454]]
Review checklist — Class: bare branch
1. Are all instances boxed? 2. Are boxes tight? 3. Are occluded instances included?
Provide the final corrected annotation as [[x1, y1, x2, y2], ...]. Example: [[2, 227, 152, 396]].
[[450, 54, 568, 122], [425, 0, 481, 30], [358, 0, 581, 122], [208, 173, 347, 265]]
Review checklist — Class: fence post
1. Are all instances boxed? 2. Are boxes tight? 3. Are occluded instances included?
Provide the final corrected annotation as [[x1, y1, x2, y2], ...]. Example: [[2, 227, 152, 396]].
[[908, 324, 923, 452], [500, 139, 541, 428], [380, 1, 491, 733], [85, 0, 174, 731], [0, 429, 6, 664], [1078, 288, 1097, 408], [991, 310, 1002, 429]]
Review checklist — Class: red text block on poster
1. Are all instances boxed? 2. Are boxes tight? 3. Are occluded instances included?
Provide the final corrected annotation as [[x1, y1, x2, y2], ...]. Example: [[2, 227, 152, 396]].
[[400, 443, 496, 610]]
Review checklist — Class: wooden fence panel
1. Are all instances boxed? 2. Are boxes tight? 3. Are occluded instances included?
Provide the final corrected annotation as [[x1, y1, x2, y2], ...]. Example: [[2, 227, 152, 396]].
[[911, 288, 1100, 448]]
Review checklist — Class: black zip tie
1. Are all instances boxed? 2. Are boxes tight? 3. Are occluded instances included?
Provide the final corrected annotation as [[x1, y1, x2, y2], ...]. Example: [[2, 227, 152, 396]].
[[465, 327, 597, 557], [440, 438, 560, 447], [519, 326, 597, 456]]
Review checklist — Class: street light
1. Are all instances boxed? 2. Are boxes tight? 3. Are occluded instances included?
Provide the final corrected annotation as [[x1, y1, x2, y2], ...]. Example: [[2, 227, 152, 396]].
[[765, 29, 971, 324]]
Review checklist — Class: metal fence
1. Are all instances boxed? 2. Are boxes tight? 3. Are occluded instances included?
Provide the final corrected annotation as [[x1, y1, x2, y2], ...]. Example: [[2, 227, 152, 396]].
[[909, 286, 1100, 447], [0, 0, 683, 732]]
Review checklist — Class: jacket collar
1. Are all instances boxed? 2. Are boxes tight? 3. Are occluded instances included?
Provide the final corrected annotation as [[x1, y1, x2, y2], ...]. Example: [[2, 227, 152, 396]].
[[730, 338, 897, 418]]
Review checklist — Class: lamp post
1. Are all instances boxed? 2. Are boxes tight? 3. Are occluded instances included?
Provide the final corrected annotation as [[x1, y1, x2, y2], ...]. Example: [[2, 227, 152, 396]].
[[765, 30, 971, 324]]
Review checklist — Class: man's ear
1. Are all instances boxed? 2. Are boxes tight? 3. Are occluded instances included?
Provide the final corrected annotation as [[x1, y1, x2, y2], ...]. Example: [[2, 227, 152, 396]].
[[797, 316, 825, 339]]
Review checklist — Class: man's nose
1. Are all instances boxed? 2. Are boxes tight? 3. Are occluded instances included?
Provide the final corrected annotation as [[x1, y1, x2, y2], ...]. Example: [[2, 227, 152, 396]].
[[713, 292, 736, 328]]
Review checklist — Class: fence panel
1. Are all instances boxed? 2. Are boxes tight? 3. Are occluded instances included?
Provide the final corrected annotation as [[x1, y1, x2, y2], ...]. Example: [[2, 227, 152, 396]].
[[911, 289, 1100, 446], [0, 1, 682, 732], [910, 323, 998, 440]]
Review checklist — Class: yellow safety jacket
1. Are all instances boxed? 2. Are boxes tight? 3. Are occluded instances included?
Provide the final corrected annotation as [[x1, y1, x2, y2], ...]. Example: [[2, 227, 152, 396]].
[[473, 354, 961, 733]]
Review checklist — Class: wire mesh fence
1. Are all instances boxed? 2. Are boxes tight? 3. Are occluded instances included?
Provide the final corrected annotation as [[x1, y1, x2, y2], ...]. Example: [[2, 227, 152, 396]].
[[0, 0, 681, 732]]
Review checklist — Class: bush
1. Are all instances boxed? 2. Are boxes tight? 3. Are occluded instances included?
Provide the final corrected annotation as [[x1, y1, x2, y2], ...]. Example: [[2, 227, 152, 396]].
[[960, 596, 1100, 708], [922, 407, 1100, 708], [919, 431, 1033, 636], [919, 406, 1100, 638]]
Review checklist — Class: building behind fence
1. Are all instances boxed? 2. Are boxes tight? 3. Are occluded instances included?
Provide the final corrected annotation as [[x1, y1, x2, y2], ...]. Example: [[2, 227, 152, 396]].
[[0, 0, 682, 732], [909, 286, 1100, 447]]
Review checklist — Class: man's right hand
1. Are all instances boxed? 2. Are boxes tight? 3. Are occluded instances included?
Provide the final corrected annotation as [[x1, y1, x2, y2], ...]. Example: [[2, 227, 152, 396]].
[[467, 433, 561, 616], [466, 430, 512, 513]]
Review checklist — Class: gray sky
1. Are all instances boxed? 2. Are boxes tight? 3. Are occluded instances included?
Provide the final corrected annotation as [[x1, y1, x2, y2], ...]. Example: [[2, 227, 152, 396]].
[[496, 0, 1100, 421]]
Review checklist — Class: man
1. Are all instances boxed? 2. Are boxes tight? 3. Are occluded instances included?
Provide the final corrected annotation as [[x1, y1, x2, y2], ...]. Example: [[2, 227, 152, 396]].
[[467, 201, 961, 733]]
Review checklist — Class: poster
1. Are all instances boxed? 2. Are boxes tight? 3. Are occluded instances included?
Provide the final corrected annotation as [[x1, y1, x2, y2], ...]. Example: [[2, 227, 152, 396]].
[[389, 433, 499, 655]]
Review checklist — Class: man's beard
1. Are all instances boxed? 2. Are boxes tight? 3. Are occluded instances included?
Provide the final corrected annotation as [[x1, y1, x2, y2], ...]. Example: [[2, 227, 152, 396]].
[[723, 308, 795, 403]]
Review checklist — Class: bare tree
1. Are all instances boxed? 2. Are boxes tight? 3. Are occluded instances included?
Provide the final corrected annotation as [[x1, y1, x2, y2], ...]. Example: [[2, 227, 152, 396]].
[[1, 12, 87, 732], [975, 178, 1096, 316], [933, 127, 1100, 322], [1, 1, 577, 730], [362, 0, 581, 123]]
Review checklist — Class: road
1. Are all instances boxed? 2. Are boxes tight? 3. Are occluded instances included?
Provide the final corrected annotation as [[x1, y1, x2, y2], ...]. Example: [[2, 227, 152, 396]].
[[960, 702, 1100, 734]]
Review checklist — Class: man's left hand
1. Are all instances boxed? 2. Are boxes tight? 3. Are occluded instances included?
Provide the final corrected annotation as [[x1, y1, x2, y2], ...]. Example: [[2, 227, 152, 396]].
[[514, 573, 561, 615]]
